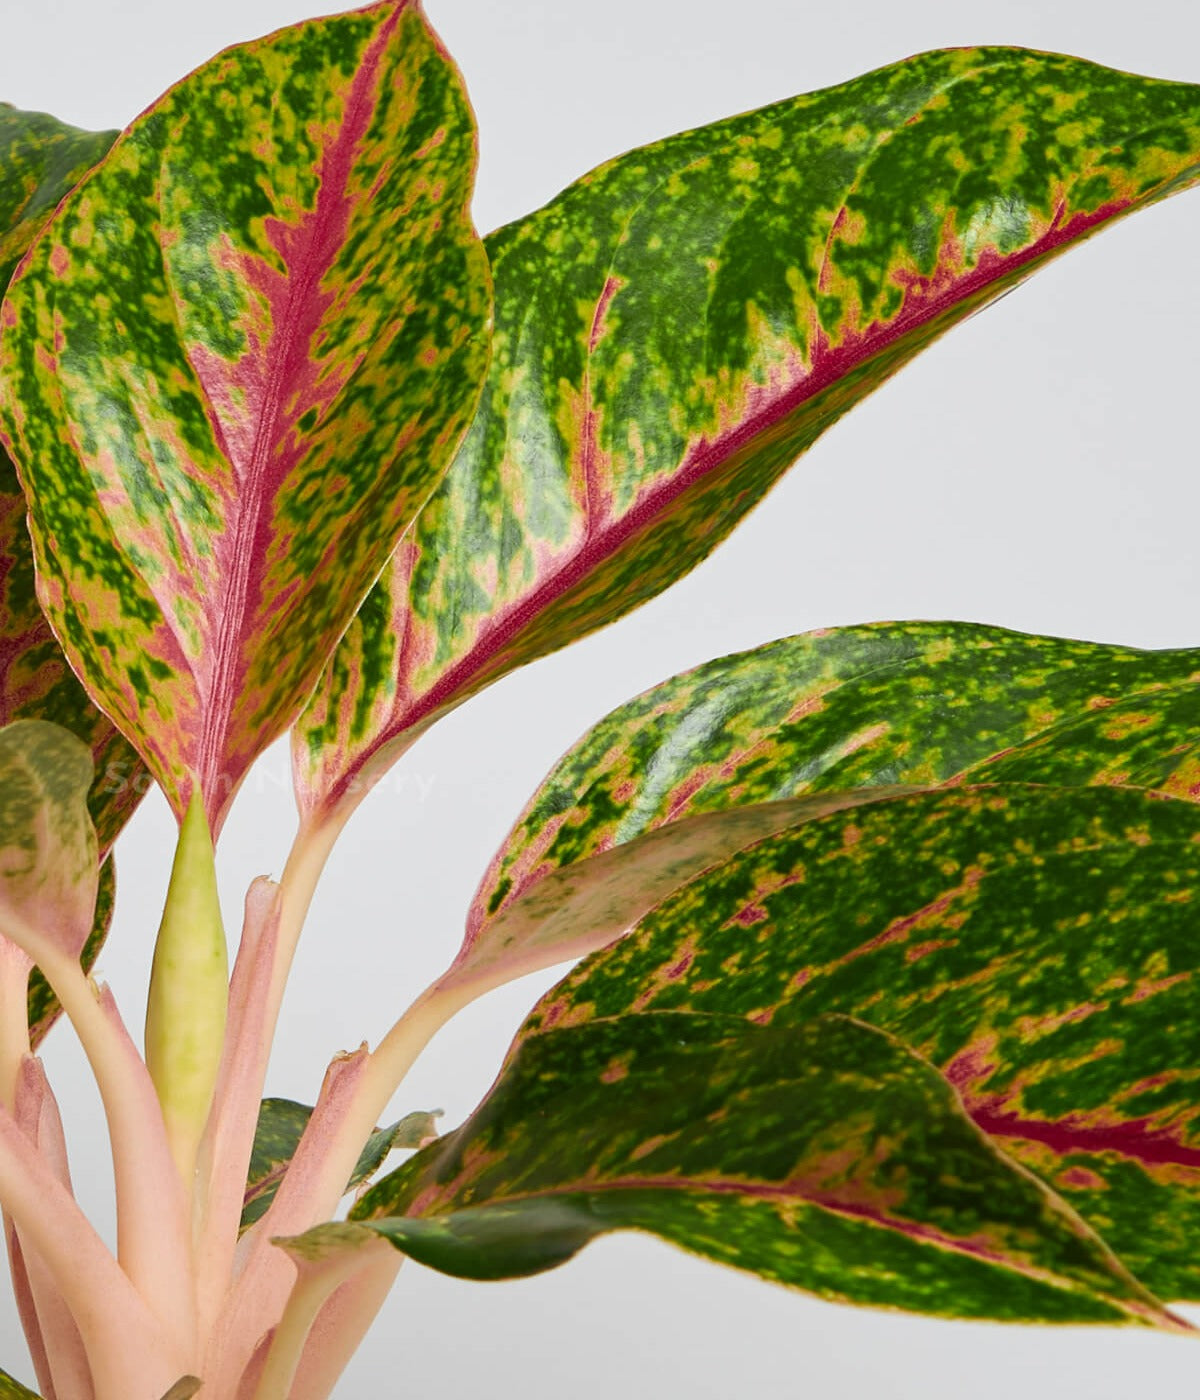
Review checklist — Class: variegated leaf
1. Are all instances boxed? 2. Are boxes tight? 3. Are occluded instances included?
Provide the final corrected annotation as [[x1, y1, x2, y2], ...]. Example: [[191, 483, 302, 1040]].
[[0, 1367, 40, 1400], [306, 1013, 1176, 1326], [455, 623, 1200, 988], [241, 1099, 438, 1232], [0, 111, 138, 1036], [0, 105, 114, 281], [0, 721, 96, 956], [296, 50, 1200, 820], [529, 784, 1200, 1300], [0, 105, 144, 851], [0, 0, 490, 832]]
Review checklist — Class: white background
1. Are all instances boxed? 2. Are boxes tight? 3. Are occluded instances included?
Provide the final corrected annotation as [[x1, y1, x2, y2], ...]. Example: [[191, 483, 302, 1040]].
[[3, 0, 1200, 1395]]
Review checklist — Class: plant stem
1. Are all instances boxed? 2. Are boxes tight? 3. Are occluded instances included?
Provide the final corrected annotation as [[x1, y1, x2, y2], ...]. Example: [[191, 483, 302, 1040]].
[[192, 878, 281, 1342], [267, 973, 487, 1243], [192, 813, 342, 1347], [286, 1248, 402, 1400], [0, 1104, 185, 1398], [0, 941, 30, 1112], [1, 910, 196, 1356], [250, 1237, 393, 1400], [10, 1058, 93, 1400], [5, 1225, 57, 1400]]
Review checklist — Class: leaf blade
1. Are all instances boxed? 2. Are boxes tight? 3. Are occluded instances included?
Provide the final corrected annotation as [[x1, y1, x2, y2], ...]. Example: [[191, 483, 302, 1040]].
[[0, 1, 490, 830], [296, 51, 1200, 817], [531, 783, 1200, 1299], [240, 1098, 439, 1233], [0, 720, 97, 958], [319, 1013, 1174, 1326], [0, 105, 144, 852], [457, 621, 1200, 990]]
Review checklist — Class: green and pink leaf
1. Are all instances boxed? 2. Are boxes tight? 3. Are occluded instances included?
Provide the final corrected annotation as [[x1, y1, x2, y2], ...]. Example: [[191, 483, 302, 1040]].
[[455, 622, 1200, 991], [529, 784, 1200, 1299], [296, 51, 1200, 820], [0, 0, 490, 832], [290, 1013, 1179, 1327]]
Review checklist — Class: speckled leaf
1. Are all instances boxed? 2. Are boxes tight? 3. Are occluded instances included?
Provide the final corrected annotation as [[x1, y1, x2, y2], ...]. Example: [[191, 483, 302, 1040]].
[[0, 105, 114, 282], [530, 784, 1200, 1300], [0, 1, 490, 831], [296, 49, 1200, 820], [0, 1367, 41, 1400], [0, 101, 134, 1047], [302, 1013, 1175, 1326], [458, 623, 1200, 988], [0, 105, 144, 851], [26, 854, 113, 1048], [240, 1098, 439, 1233], [0, 721, 96, 955], [448, 787, 917, 994]]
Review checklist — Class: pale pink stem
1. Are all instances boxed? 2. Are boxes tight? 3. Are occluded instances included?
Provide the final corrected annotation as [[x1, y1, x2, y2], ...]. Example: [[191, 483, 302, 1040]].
[[202, 1050, 370, 1395], [0, 938, 32, 1110], [192, 817, 342, 1351], [254, 969, 498, 1249], [249, 1237, 394, 1400], [0, 905, 196, 1356], [287, 1247, 403, 1400], [7, 1227, 56, 1400], [0, 1102, 186, 1398], [10, 1059, 93, 1400], [206, 970, 494, 1392], [193, 878, 281, 1341]]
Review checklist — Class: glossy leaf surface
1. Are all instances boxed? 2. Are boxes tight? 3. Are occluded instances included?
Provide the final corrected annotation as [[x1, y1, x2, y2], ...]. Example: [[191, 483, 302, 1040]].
[[0, 1, 490, 830], [0, 105, 143, 851], [241, 1099, 439, 1232], [459, 623, 1200, 986], [0, 105, 114, 279], [530, 785, 1200, 1299], [329, 1013, 1171, 1325], [297, 50, 1200, 817]]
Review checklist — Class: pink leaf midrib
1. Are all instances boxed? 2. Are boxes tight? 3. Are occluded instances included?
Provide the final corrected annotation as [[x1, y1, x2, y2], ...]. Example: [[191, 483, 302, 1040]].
[[321, 194, 1133, 815], [194, 9, 401, 819]]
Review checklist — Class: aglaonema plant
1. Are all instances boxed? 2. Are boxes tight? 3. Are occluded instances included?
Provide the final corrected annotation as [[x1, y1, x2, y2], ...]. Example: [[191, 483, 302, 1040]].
[[0, 2, 1198, 1395]]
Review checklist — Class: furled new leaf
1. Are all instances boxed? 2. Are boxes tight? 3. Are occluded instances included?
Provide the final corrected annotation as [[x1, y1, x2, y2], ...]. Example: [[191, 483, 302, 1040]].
[[0, 105, 145, 850], [455, 623, 1200, 989], [241, 1099, 438, 1232], [294, 1014, 1176, 1326], [529, 784, 1200, 1299], [0, 0, 490, 832], [297, 49, 1200, 819]]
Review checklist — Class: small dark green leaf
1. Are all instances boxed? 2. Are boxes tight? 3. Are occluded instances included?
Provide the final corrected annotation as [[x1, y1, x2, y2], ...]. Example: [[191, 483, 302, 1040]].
[[320, 1014, 1174, 1326], [241, 1099, 440, 1233], [0, 1367, 41, 1399], [533, 784, 1200, 1299], [158, 1380, 201, 1400]]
